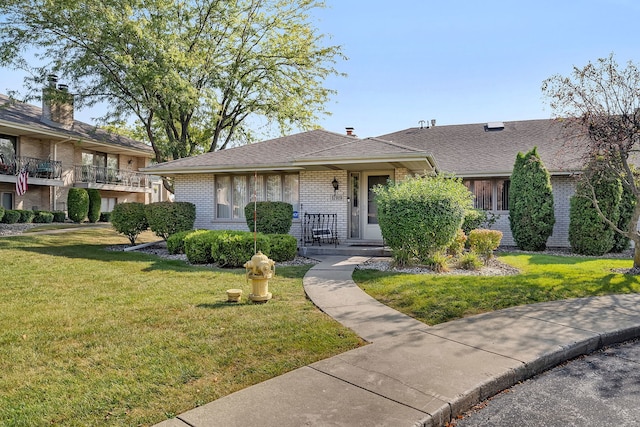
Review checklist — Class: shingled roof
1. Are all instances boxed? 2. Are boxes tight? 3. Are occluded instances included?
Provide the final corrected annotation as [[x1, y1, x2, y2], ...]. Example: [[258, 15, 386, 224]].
[[143, 129, 437, 174], [377, 119, 585, 177], [0, 94, 153, 156]]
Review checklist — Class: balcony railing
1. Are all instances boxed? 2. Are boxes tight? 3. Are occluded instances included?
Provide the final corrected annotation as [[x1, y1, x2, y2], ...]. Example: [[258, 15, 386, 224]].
[[0, 155, 63, 179], [74, 165, 148, 188]]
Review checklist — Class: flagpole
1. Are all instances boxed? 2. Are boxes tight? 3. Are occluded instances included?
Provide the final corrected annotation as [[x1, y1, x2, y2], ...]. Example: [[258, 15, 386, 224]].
[[254, 170, 257, 255]]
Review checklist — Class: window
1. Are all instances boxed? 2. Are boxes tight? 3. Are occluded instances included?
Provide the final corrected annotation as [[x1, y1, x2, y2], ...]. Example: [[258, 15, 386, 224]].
[[1, 192, 13, 210], [0, 135, 17, 162], [464, 179, 510, 211], [215, 173, 299, 219]]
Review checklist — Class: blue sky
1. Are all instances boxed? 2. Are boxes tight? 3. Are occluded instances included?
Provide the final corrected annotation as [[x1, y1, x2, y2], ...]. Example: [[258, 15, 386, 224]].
[[2, 0, 639, 138]]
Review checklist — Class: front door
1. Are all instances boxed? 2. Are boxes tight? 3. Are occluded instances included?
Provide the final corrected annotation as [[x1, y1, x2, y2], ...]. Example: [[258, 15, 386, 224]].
[[363, 172, 391, 240]]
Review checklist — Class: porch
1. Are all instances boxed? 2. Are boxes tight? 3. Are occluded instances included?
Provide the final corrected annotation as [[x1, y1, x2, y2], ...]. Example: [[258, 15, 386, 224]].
[[299, 240, 391, 257]]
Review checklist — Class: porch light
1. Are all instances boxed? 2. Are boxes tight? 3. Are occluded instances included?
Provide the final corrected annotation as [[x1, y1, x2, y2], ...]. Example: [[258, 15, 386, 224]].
[[332, 177, 339, 192]]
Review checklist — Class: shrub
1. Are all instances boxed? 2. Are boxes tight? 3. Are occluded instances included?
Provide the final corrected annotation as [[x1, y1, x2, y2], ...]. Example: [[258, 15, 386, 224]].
[[447, 229, 467, 257], [0, 206, 4, 222], [611, 184, 635, 253], [52, 210, 66, 222], [462, 209, 487, 234], [111, 202, 149, 245], [167, 230, 195, 255], [569, 167, 622, 256], [16, 209, 35, 223], [67, 188, 89, 223], [217, 232, 271, 268], [2, 210, 20, 224], [87, 189, 101, 223], [146, 201, 196, 240], [374, 174, 473, 265], [468, 229, 503, 260], [508, 147, 555, 251], [458, 252, 483, 271], [184, 230, 220, 264], [267, 234, 297, 262], [245, 201, 293, 234], [425, 251, 449, 273], [33, 211, 54, 223], [99, 212, 112, 223]]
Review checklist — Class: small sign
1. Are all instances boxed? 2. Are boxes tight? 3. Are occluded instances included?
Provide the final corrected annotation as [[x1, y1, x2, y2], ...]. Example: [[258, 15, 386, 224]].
[[293, 210, 299, 219]]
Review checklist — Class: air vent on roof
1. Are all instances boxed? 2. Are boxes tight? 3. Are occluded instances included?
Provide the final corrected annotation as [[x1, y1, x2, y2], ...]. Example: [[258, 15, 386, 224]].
[[485, 122, 505, 131]]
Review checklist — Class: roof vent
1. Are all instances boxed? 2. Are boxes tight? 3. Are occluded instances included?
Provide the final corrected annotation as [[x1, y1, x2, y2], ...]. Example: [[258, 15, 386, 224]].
[[345, 127, 356, 137], [485, 121, 505, 131]]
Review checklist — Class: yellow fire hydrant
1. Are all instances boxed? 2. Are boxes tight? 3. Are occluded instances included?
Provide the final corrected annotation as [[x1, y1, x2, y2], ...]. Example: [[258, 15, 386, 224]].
[[243, 251, 275, 303]]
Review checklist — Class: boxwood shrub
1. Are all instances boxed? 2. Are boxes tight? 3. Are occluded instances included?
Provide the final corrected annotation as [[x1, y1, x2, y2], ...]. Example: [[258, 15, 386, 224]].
[[167, 230, 195, 255], [184, 230, 220, 264], [267, 234, 297, 262], [146, 201, 196, 240], [0, 206, 4, 222], [52, 210, 66, 222], [33, 211, 54, 223], [15, 209, 35, 223], [244, 201, 293, 234], [2, 210, 20, 224], [217, 231, 271, 268]]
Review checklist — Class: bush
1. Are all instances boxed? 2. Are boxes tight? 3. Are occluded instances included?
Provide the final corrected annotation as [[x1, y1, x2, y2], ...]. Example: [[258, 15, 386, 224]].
[[245, 201, 293, 234], [425, 251, 449, 273], [447, 229, 467, 257], [87, 189, 101, 223], [99, 212, 112, 223], [146, 201, 196, 240], [508, 147, 555, 251], [52, 210, 66, 222], [67, 188, 89, 223], [217, 232, 271, 268], [184, 230, 220, 264], [267, 234, 297, 262], [15, 209, 35, 223], [0, 206, 4, 222], [611, 184, 635, 253], [33, 211, 54, 223], [2, 210, 20, 224], [167, 230, 195, 255], [458, 252, 483, 271], [111, 202, 149, 245], [462, 209, 487, 235], [374, 174, 473, 265], [468, 229, 503, 260]]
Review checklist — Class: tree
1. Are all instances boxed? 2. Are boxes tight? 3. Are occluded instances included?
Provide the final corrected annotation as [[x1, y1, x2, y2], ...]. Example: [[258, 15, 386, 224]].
[[508, 147, 555, 251], [542, 54, 640, 267], [0, 0, 344, 190]]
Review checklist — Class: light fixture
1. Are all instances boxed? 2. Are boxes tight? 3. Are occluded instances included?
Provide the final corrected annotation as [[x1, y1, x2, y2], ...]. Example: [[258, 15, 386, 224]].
[[332, 177, 339, 192]]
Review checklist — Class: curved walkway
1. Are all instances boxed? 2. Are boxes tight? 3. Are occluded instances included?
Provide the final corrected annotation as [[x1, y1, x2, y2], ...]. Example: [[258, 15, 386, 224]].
[[156, 255, 640, 427]]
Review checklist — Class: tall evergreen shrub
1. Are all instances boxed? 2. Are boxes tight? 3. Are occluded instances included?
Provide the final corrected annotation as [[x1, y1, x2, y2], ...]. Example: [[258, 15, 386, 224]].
[[67, 188, 89, 223], [508, 147, 555, 251], [87, 189, 101, 223], [611, 184, 635, 252], [569, 167, 622, 255]]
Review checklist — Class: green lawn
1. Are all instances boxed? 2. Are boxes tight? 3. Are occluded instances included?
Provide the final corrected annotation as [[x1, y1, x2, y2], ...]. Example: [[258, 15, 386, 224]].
[[353, 253, 640, 325], [0, 229, 362, 426]]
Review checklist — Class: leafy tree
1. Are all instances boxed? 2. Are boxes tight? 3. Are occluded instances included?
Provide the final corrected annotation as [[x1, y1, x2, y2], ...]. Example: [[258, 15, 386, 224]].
[[569, 164, 622, 255], [543, 54, 640, 266], [508, 147, 555, 251], [0, 0, 344, 190]]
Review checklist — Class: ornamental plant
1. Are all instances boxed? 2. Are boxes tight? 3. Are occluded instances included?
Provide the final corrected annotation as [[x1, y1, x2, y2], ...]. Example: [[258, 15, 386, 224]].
[[111, 202, 149, 245], [67, 188, 89, 223], [87, 189, 101, 223], [245, 201, 293, 234], [468, 229, 503, 261], [508, 147, 555, 251], [374, 174, 473, 265], [145, 201, 196, 240]]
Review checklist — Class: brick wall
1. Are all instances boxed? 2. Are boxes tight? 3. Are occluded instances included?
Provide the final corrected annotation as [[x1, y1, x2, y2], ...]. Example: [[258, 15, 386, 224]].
[[299, 170, 349, 242], [174, 173, 216, 230]]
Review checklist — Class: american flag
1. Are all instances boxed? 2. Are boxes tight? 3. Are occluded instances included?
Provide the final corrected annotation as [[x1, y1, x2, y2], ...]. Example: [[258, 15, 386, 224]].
[[16, 169, 28, 196]]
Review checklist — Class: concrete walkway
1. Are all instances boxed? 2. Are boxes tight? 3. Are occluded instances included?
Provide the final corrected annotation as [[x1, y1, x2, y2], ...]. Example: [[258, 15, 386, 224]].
[[156, 256, 640, 427]]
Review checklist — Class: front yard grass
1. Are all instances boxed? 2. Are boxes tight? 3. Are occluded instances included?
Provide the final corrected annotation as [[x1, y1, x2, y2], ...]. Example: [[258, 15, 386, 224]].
[[0, 229, 362, 426], [353, 253, 640, 325]]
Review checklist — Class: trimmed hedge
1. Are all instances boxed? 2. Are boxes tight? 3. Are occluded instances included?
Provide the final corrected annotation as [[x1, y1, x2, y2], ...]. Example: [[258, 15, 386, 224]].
[[33, 211, 54, 223], [167, 230, 194, 255], [0, 206, 4, 222], [52, 211, 66, 222], [99, 212, 112, 223], [111, 202, 149, 245], [1, 210, 20, 224], [266, 234, 297, 262], [67, 188, 89, 223], [468, 229, 503, 260], [87, 189, 101, 223], [15, 209, 35, 223], [146, 201, 196, 240], [184, 230, 221, 264], [245, 201, 293, 234], [216, 232, 271, 268]]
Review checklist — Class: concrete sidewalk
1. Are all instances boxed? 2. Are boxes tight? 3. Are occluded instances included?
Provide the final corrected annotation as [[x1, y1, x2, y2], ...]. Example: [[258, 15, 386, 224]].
[[156, 256, 640, 427]]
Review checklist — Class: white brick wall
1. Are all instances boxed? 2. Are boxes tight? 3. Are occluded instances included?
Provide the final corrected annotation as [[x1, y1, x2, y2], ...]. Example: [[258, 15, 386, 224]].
[[174, 173, 216, 230], [300, 170, 349, 242]]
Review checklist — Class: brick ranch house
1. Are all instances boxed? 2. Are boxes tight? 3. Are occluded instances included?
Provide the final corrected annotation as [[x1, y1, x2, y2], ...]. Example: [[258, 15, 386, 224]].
[[143, 119, 585, 248], [0, 81, 167, 214]]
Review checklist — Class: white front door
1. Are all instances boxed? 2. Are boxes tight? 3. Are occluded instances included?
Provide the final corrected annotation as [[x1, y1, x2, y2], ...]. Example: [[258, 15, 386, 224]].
[[362, 172, 391, 240]]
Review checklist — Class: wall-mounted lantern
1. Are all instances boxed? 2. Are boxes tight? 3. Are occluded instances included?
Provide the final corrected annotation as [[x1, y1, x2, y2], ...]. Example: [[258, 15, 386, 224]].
[[332, 177, 339, 193]]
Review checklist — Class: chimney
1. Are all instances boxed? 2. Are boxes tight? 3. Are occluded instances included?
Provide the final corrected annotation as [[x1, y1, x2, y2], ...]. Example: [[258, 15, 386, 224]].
[[430, 119, 436, 127], [42, 76, 74, 129], [345, 127, 355, 137]]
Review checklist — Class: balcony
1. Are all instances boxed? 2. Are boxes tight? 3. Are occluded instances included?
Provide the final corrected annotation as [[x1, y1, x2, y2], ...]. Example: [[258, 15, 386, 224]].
[[74, 165, 149, 191], [0, 155, 63, 179]]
